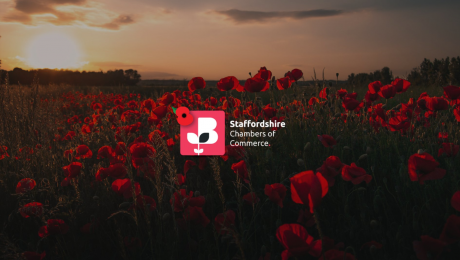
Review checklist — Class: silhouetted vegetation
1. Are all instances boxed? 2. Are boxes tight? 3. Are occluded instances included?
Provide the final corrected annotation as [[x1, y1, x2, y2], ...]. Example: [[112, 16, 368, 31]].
[[347, 57, 460, 88], [0, 68, 141, 86]]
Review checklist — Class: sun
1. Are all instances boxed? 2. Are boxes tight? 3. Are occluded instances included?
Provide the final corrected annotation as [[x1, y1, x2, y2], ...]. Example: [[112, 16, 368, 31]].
[[26, 32, 83, 69]]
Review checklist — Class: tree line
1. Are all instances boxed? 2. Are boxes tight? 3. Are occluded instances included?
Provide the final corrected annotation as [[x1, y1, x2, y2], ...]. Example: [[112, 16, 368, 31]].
[[347, 57, 460, 87], [0, 68, 141, 86]]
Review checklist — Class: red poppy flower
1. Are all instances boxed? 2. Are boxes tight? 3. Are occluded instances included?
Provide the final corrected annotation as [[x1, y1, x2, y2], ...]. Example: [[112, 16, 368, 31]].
[[408, 152, 446, 184], [413, 235, 447, 260], [308, 97, 319, 106], [285, 68, 303, 81], [231, 160, 249, 183], [323, 249, 356, 260], [365, 91, 380, 103], [159, 92, 174, 106], [217, 76, 240, 91], [152, 105, 168, 119], [183, 206, 210, 227], [253, 67, 272, 81], [63, 162, 82, 179], [184, 160, 196, 174], [22, 251, 46, 260], [336, 89, 348, 99], [368, 81, 382, 94], [97, 146, 114, 159], [0, 145, 9, 160], [244, 77, 270, 93], [341, 163, 372, 185], [425, 97, 449, 111], [438, 143, 459, 157], [276, 77, 293, 90], [214, 210, 236, 235], [276, 223, 322, 259], [264, 183, 287, 208], [451, 191, 460, 212], [75, 144, 92, 159], [170, 189, 205, 212], [392, 78, 411, 93], [38, 219, 69, 237], [290, 171, 328, 213], [440, 214, 460, 244], [111, 179, 141, 199], [316, 156, 343, 187], [243, 192, 259, 205], [342, 98, 363, 112], [16, 178, 36, 194], [19, 202, 44, 218], [443, 85, 460, 100], [345, 92, 358, 99], [378, 85, 397, 99], [188, 77, 206, 92], [130, 142, 155, 169], [318, 134, 337, 148], [319, 87, 328, 99]]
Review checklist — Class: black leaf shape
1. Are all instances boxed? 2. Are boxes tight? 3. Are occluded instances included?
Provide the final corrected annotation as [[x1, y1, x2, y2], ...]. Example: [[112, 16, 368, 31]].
[[199, 133, 209, 143]]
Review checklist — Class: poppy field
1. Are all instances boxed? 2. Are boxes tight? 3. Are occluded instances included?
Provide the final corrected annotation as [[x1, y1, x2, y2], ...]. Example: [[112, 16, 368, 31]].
[[1, 67, 460, 260]]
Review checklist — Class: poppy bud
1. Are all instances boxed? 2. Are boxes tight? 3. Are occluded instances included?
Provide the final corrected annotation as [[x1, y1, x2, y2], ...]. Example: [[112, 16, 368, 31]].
[[163, 213, 170, 220], [297, 159, 305, 167], [417, 149, 425, 154], [194, 191, 200, 197], [366, 146, 373, 154], [249, 72, 252, 77], [358, 154, 368, 161], [119, 202, 131, 210], [271, 76, 276, 82], [303, 142, 311, 151], [343, 146, 351, 151], [261, 245, 267, 255], [336, 136, 341, 142], [357, 187, 366, 192], [93, 196, 99, 201]]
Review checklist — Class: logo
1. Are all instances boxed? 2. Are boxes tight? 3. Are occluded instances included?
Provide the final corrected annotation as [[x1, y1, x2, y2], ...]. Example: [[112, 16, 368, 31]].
[[179, 109, 225, 156]]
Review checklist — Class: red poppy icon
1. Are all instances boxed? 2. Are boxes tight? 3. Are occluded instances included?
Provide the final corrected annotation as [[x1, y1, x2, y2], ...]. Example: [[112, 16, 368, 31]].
[[175, 107, 193, 126]]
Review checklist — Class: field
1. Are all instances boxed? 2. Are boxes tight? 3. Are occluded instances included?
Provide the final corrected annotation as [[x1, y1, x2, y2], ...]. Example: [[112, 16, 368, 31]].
[[1, 69, 460, 260]]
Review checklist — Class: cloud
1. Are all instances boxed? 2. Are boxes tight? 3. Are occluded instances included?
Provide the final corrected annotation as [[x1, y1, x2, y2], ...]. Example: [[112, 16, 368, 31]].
[[94, 14, 135, 30], [1, 0, 137, 30], [212, 9, 344, 24]]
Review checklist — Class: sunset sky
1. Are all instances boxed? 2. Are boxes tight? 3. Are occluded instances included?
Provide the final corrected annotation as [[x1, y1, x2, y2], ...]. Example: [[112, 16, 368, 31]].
[[1, 0, 459, 80]]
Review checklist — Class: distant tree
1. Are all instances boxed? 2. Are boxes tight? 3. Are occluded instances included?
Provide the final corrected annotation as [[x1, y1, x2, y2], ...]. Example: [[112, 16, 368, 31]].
[[124, 69, 141, 85], [0, 68, 142, 86], [380, 67, 393, 84]]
